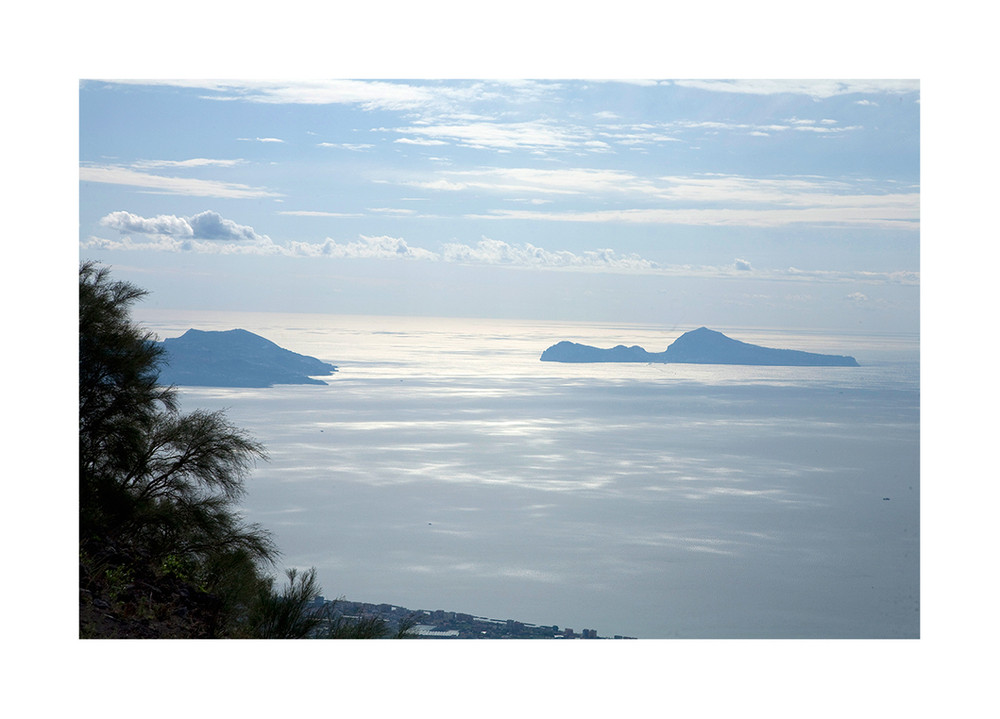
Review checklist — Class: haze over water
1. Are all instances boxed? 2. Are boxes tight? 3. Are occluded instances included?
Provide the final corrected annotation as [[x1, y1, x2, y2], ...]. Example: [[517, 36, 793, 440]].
[[137, 309, 919, 639]]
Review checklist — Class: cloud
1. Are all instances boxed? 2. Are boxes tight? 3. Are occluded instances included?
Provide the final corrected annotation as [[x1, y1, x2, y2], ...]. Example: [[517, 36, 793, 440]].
[[80, 164, 282, 199], [81, 234, 188, 253], [846, 292, 870, 303], [367, 207, 418, 216], [80, 226, 919, 286], [133, 158, 245, 169], [466, 204, 918, 230], [398, 167, 918, 228], [288, 235, 439, 260], [238, 137, 285, 143], [389, 110, 864, 156], [100, 211, 194, 236], [793, 124, 862, 134], [399, 167, 920, 229], [784, 269, 917, 285], [99, 210, 269, 242], [440, 237, 659, 271], [638, 117, 863, 139], [222, 80, 439, 111], [187, 211, 266, 241], [595, 125, 684, 146], [278, 210, 363, 218], [394, 137, 449, 146], [405, 167, 657, 197], [82, 233, 283, 256], [318, 142, 374, 151], [388, 120, 594, 152], [93, 79, 558, 114], [670, 79, 919, 98]]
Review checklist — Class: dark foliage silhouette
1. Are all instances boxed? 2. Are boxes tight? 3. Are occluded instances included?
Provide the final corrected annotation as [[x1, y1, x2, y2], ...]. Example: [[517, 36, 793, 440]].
[[78, 262, 388, 639]]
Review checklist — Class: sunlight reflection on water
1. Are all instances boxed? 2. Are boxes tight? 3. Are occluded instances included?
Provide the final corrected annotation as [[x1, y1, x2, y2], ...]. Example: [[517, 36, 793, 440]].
[[135, 310, 919, 638]]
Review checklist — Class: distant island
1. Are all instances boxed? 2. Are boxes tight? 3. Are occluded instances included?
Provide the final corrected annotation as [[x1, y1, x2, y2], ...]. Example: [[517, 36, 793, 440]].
[[158, 328, 337, 387], [541, 327, 859, 367]]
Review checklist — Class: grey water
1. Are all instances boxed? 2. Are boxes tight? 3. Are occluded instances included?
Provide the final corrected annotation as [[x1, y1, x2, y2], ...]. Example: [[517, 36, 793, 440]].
[[136, 310, 919, 639]]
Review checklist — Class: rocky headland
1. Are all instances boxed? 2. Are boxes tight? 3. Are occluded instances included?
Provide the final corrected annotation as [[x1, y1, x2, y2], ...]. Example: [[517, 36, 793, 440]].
[[158, 328, 337, 387], [541, 327, 859, 367]]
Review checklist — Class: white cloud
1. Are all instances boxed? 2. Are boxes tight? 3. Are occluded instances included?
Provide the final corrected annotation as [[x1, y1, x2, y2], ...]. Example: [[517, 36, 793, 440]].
[[394, 137, 449, 146], [99, 210, 268, 242], [225, 80, 439, 110], [651, 175, 916, 210], [288, 235, 439, 260], [595, 125, 684, 146], [133, 158, 245, 168], [82, 234, 187, 253], [100, 210, 194, 236], [642, 117, 862, 138], [80, 164, 282, 199], [467, 205, 918, 230], [238, 137, 285, 143], [278, 210, 363, 218], [403, 168, 920, 229], [99, 79, 495, 113], [395, 111, 861, 154], [441, 237, 659, 271], [389, 120, 593, 152], [318, 142, 374, 151], [187, 211, 266, 241], [82, 233, 283, 256], [406, 167, 658, 197], [401, 167, 917, 221], [793, 124, 862, 134], [367, 207, 418, 216], [80, 227, 918, 286], [670, 79, 919, 98]]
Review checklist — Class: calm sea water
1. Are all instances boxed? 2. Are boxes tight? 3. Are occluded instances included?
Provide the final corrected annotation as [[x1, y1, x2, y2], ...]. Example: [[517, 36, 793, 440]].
[[135, 310, 920, 638]]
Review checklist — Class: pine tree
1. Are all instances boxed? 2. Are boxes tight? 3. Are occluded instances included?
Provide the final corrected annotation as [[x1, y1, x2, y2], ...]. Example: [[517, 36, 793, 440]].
[[79, 262, 277, 636]]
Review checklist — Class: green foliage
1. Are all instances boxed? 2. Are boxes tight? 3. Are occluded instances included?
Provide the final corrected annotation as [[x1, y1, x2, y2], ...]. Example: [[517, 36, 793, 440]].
[[103, 565, 134, 601], [392, 614, 420, 639], [324, 613, 391, 639], [78, 261, 406, 639], [79, 262, 276, 569], [245, 567, 325, 639], [317, 599, 420, 639], [79, 262, 177, 532], [79, 261, 278, 637]]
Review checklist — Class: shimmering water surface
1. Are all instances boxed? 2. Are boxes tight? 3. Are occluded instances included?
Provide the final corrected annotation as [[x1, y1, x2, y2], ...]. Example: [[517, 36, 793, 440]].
[[136, 310, 919, 638]]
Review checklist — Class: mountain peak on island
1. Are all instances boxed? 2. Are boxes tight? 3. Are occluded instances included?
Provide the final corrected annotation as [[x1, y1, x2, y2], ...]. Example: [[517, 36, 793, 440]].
[[541, 327, 859, 367], [663, 327, 859, 366], [158, 328, 337, 387]]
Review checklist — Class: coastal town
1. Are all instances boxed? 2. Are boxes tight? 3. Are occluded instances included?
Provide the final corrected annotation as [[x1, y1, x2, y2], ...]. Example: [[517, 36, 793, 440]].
[[316, 598, 637, 639]]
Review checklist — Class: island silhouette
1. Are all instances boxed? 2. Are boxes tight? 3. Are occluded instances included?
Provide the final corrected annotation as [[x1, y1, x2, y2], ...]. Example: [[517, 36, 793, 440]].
[[540, 327, 859, 367], [158, 328, 337, 387]]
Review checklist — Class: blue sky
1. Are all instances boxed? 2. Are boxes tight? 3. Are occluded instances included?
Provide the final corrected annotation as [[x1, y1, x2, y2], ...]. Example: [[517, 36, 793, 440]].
[[79, 78, 919, 331], [13, 0, 993, 708]]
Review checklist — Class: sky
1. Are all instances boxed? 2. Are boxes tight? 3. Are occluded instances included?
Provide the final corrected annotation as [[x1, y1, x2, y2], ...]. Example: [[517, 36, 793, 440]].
[[11, 2, 994, 713], [79, 78, 919, 333]]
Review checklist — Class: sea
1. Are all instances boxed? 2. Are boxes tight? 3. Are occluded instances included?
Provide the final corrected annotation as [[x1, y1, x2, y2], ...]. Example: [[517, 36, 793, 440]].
[[134, 310, 920, 639]]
